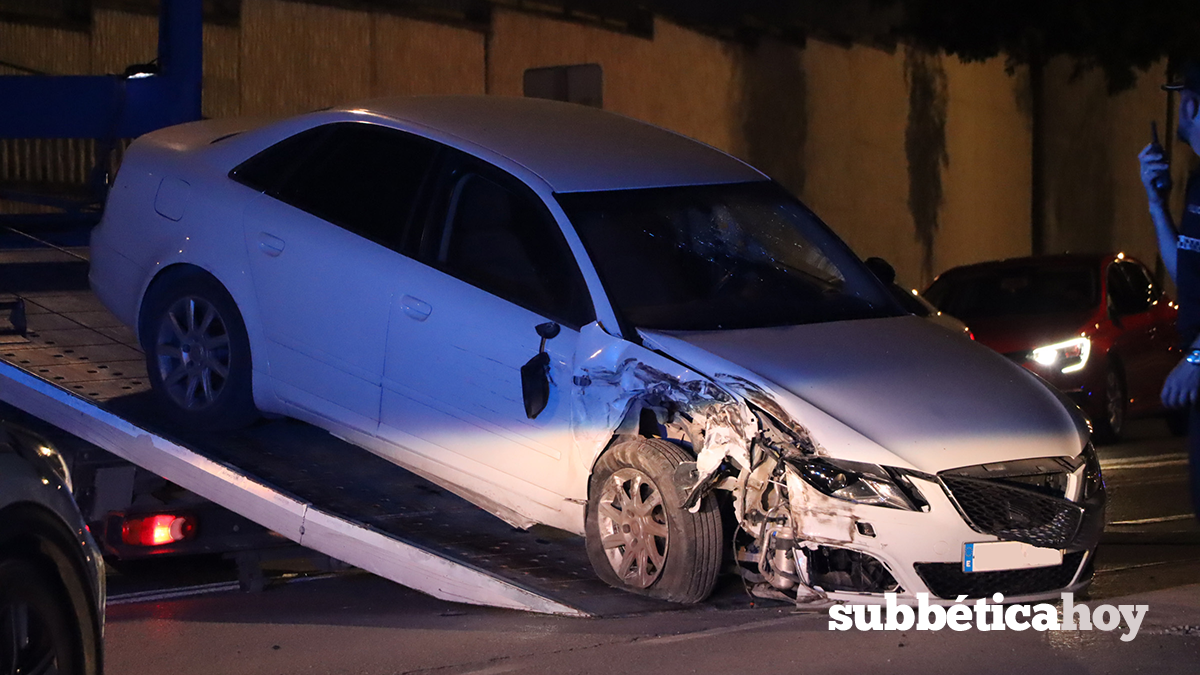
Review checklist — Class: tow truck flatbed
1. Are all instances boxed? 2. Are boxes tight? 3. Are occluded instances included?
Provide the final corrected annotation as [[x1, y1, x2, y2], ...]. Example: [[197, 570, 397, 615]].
[[0, 237, 672, 616]]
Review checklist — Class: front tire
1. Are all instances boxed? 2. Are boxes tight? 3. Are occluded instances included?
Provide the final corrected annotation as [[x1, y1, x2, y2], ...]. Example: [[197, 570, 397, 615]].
[[142, 271, 258, 431], [585, 438, 722, 603], [0, 557, 94, 675]]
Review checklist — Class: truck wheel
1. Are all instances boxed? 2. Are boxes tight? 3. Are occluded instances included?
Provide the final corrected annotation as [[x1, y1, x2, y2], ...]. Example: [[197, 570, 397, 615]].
[[142, 272, 258, 431], [0, 558, 91, 675], [585, 438, 722, 603]]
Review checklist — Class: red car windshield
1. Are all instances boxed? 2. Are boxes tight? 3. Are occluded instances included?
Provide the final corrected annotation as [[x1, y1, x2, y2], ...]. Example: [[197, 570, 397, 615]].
[[925, 265, 1100, 319]]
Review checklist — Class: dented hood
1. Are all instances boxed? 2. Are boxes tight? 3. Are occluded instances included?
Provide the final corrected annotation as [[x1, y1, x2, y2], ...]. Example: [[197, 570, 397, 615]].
[[643, 316, 1083, 474]]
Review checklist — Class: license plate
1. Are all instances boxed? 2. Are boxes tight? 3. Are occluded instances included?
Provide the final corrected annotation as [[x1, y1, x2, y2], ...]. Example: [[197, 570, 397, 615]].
[[963, 541, 1063, 572]]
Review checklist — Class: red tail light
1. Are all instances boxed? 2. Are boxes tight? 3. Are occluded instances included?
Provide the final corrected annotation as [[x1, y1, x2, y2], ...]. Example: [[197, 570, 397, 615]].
[[121, 514, 197, 546]]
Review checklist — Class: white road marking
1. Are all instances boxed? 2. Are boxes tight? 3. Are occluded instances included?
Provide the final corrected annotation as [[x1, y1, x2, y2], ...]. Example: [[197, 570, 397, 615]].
[[107, 571, 343, 605], [1100, 453, 1189, 471], [1107, 514, 1195, 526], [107, 580, 242, 605]]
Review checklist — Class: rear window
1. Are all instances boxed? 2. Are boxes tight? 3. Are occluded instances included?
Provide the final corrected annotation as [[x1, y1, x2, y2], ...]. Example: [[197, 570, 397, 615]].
[[925, 264, 1100, 319]]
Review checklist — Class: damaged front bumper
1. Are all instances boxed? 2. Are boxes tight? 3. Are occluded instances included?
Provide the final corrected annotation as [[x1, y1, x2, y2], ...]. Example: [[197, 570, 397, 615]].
[[727, 427, 1106, 605]]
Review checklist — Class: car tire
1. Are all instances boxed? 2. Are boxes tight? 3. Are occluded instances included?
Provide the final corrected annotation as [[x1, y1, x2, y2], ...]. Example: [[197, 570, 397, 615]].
[[1094, 363, 1126, 444], [0, 557, 94, 675], [142, 271, 258, 431], [585, 437, 722, 603]]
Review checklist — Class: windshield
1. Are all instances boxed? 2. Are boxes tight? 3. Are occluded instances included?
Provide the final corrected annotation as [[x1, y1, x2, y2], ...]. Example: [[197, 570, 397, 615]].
[[556, 182, 902, 331], [924, 264, 1100, 319]]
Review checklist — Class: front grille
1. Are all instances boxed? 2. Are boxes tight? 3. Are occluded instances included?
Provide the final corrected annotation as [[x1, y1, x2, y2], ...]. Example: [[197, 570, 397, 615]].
[[914, 551, 1086, 599], [941, 474, 1083, 548]]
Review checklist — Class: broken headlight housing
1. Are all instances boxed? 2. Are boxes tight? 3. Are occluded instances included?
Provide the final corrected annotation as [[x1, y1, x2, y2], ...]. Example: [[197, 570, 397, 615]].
[[789, 457, 924, 510]]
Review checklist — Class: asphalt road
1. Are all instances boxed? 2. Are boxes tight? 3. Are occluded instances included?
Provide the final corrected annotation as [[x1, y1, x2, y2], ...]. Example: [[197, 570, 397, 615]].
[[100, 416, 1200, 674]]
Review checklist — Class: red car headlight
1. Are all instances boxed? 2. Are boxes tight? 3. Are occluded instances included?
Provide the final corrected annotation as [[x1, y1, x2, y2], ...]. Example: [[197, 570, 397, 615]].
[[1030, 337, 1091, 374]]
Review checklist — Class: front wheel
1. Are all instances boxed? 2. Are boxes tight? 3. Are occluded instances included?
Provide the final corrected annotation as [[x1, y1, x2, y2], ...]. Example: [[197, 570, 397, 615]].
[[0, 557, 96, 675], [585, 438, 722, 603], [142, 272, 258, 431]]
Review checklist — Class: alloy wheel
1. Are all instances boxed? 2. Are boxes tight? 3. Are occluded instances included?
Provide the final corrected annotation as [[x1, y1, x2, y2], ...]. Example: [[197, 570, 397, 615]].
[[596, 468, 670, 588], [154, 296, 231, 411]]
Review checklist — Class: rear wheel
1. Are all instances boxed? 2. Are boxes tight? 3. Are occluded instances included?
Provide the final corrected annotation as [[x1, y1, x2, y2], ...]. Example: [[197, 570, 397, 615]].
[[142, 271, 258, 431], [585, 438, 722, 603], [1094, 363, 1126, 444]]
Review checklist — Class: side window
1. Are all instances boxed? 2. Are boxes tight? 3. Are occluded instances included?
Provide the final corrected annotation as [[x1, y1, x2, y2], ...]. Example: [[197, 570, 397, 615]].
[[1125, 261, 1160, 303], [240, 123, 437, 249], [230, 126, 328, 193], [422, 161, 593, 328], [1107, 263, 1151, 315]]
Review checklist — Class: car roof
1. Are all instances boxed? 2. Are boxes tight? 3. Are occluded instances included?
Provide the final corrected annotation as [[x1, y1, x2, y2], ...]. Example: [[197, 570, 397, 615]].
[[338, 96, 766, 193]]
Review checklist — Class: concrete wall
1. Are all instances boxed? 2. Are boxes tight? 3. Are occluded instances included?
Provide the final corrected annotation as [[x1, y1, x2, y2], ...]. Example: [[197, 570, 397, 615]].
[[10, 1, 1172, 292], [1041, 58, 1181, 276], [237, 0, 485, 117], [487, 9, 743, 155], [937, 56, 1033, 281], [487, 12, 1034, 288]]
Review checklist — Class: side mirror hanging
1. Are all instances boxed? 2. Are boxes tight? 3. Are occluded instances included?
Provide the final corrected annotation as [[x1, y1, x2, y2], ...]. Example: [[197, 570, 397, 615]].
[[520, 322, 561, 419]]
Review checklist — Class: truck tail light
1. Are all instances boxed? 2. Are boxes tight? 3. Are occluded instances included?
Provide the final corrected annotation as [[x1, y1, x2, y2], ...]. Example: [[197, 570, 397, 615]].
[[121, 513, 197, 546]]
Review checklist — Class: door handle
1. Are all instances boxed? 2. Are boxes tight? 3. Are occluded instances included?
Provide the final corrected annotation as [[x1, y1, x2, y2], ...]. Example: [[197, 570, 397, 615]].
[[400, 295, 432, 321], [258, 232, 285, 256]]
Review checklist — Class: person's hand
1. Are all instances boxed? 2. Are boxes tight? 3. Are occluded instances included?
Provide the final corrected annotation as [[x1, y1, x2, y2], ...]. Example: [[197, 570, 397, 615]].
[[1162, 357, 1200, 409], [1139, 142, 1171, 206]]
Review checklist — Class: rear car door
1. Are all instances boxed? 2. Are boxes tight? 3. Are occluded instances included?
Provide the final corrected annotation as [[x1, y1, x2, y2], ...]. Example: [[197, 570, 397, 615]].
[[235, 122, 437, 429], [379, 152, 595, 514]]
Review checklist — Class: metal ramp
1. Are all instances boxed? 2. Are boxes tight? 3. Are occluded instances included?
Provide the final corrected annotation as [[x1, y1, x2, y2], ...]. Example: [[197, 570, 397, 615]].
[[0, 239, 673, 616]]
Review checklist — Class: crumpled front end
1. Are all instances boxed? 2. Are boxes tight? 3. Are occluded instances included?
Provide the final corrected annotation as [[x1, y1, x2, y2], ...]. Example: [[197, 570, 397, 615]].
[[571, 321, 1105, 606], [731, 425, 1106, 605]]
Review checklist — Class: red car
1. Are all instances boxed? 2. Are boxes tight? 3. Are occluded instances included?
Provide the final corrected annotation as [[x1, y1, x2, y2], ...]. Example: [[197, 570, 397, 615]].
[[924, 254, 1182, 442]]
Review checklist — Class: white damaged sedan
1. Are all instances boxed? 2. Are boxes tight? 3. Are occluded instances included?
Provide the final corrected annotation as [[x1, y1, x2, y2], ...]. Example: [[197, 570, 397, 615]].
[[90, 96, 1104, 605]]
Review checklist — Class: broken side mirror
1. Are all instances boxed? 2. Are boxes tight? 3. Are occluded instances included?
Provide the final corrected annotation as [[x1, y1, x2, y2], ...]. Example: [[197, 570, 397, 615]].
[[865, 257, 896, 286], [521, 322, 561, 419]]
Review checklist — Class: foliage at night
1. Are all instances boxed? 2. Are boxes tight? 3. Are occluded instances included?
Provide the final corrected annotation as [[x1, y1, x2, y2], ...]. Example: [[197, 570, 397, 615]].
[[651, 0, 1200, 91], [883, 0, 1200, 91]]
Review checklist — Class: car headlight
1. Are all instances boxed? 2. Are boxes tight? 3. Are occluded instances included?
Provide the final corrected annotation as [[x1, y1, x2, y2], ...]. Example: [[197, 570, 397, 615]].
[[1030, 337, 1090, 373], [788, 457, 924, 510]]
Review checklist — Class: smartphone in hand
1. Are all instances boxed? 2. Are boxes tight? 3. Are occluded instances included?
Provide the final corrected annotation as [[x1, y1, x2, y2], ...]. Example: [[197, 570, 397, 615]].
[[1151, 121, 1171, 192]]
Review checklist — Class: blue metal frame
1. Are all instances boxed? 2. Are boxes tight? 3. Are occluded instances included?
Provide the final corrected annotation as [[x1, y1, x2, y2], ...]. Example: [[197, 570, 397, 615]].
[[0, 0, 203, 222]]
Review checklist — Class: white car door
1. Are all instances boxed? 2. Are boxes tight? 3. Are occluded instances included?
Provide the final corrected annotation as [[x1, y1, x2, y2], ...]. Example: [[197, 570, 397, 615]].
[[377, 155, 595, 519], [236, 122, 438, 429]]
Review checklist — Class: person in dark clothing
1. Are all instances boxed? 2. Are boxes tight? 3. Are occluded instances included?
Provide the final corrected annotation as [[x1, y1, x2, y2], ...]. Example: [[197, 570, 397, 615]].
[[1139, 61, 1200, 523]]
